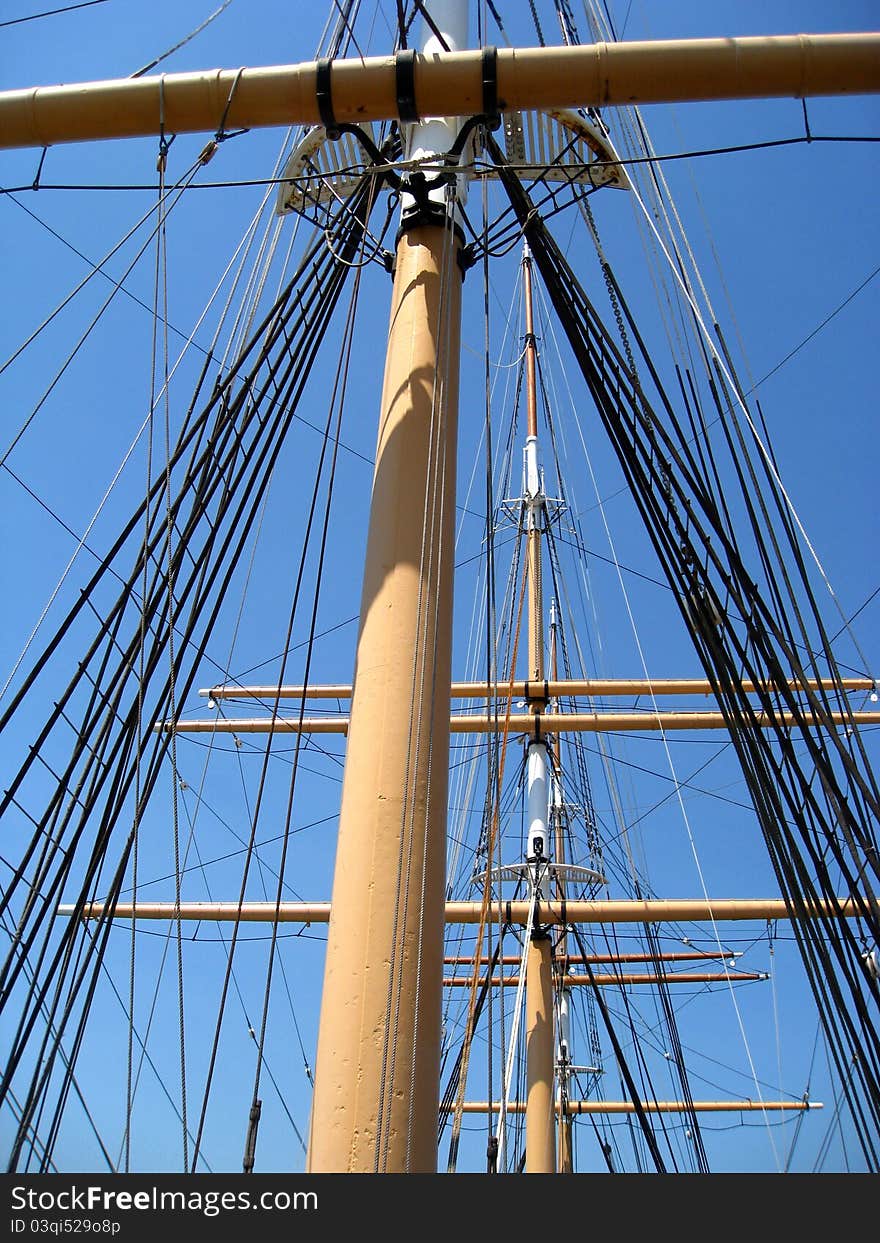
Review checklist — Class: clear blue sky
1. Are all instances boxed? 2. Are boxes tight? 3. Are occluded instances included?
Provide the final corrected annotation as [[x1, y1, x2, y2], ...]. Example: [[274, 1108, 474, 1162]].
[[0, 1, 877, 1176]]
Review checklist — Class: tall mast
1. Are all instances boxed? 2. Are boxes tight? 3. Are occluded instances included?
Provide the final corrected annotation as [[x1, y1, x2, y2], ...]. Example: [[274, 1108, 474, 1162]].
[[14, 19, 877, 1176], [307, 1, 468, 1172], [520, 241, 556, 1175]]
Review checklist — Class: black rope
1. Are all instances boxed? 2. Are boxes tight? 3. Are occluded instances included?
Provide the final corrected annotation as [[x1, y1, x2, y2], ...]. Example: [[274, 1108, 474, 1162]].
[[568, 922, 668, 1171], [239, 195, 373, 1173]]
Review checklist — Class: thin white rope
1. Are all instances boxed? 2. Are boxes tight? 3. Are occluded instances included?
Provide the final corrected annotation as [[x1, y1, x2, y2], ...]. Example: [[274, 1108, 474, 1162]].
[[766, 926, 787, 1095], [533, 262, 783, 1164], [573, 366, 784, 1170], [603, 127, 870, 669], [0, 165, 305, 709], [0, 192, 177, 380], [115, 144, 314, 1184], [447, 269, 524, 892], [0, 406, 154, 706], [535, 278, 655, 886]]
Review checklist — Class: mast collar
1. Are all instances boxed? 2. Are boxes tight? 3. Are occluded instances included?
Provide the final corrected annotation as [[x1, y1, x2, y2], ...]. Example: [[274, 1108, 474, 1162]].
[[395, 49, 419, 123], [315, 57, 340, 139]]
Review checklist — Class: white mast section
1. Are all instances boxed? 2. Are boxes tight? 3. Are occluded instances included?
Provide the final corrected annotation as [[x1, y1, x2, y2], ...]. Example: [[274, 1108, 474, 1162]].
[[401, 0, 470, 227]]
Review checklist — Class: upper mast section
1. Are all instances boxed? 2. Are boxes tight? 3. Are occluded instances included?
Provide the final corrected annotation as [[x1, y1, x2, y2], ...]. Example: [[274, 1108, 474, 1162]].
[[400, 0, 470, 233], [522, 239, 545, 692]]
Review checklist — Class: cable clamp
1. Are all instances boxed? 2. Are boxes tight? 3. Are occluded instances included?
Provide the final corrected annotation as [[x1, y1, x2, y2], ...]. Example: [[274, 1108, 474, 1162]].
[[157, 75, 171, 173], [32, 146, 48, 191], [242, 1098, 262, 1174], [217, 67, 247, 141], [481, 46, 501, 131], [315, 57, 340, 140], [395, 48, 419, 123], [201, 67, 249, 163]]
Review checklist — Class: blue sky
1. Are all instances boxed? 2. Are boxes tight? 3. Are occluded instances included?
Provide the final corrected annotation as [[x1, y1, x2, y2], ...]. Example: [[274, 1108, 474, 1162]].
[[0, 1, 878, 1175]]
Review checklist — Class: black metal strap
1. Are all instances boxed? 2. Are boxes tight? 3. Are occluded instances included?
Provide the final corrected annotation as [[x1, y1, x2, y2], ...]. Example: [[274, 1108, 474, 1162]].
[[315, 57, 340, 138], [481, 45, 501, 130], [395, 48, 419, 123]]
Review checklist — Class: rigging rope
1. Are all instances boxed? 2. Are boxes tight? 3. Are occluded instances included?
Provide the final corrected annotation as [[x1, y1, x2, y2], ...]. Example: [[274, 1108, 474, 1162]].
[[495, 888, 537, 1171], [488, 137, 880, 1167], [1, 175, 379, 1171], [446, 510, 532, 1170], [241, 184, 374, 1172]]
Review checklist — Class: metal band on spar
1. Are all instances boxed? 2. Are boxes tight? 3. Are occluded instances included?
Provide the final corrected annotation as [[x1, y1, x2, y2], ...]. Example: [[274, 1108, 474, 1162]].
[[1, 33, 879, 149]]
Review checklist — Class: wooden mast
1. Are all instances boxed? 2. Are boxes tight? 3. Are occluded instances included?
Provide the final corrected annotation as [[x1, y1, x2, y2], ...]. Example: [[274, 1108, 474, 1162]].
[[305, 221, 461, 1172], [305, 0, 466, 1175]]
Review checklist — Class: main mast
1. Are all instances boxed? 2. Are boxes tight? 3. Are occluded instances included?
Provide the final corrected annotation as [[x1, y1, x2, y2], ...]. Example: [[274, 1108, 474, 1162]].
[[9, 14, 877, 1175], [306, 0, 468, 1174]]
